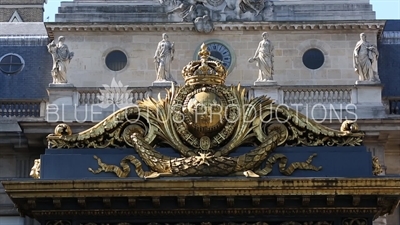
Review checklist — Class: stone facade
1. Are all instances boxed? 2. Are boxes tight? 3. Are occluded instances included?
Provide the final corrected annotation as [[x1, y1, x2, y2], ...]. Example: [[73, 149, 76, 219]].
[[1, 0, 400, 224], [47, 22, 382, 88], [0, 0, 45, 22], [55, 0, 375, 22]]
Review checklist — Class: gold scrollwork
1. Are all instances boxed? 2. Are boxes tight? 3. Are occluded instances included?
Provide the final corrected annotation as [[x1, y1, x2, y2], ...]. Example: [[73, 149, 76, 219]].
[[46, 221, 71, 225], [29, 159, 41, 179], [342, 218, 367, 225], [310, 222, 332, 225], [88, 131, 321, 178], [219, 223, 268, 225], [280, 222, 302, 225], [372, 156, 383, 176], [47, 44, 364, 179], [281, 222, 332, 225]]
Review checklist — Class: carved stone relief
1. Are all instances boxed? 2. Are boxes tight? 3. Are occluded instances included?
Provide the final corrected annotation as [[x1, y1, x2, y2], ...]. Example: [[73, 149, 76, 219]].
[[341, 218, 367, 225], [165, 0, 274, 32]]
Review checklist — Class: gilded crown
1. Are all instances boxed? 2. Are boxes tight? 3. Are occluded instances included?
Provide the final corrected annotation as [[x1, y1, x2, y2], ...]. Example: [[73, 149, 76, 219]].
[[182, 43, 228, 86]]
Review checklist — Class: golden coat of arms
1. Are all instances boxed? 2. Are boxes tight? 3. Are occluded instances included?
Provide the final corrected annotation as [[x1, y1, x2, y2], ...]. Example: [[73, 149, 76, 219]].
[[47, 44, 363, 179]]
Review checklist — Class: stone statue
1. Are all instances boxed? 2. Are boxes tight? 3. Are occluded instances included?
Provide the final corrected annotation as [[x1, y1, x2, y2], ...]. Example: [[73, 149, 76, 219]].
[[249, 32, 274, 82], [164, 0, 274, 25], [154, 33, 175, 82], [353, 33, 380, 83], [47, 36, 74, 84]]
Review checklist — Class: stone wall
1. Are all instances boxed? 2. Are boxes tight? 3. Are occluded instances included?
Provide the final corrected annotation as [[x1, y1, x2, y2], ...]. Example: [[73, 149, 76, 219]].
[[55, 0, 375, 22], [51, 24, 380, 87]]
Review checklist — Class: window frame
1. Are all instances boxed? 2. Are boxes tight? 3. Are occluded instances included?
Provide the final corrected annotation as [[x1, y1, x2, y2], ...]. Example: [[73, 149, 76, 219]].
[[0, 53, 25, 75]]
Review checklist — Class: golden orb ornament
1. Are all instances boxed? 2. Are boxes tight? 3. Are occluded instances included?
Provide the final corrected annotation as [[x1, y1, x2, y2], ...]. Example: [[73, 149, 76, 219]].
[[186, 91, 225, 133]]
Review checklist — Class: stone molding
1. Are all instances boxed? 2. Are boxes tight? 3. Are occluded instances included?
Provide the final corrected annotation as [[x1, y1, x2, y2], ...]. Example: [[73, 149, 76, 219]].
[[4, 178, 400, 198], [45, 21, 385, 38]]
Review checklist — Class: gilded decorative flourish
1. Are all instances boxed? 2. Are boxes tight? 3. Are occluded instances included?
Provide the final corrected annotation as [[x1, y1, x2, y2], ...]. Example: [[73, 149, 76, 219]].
[[220, 223, 268, 225], [48, 44, 364, 179], [342, 218, 367, 225], [54, 123, 72, 136], [281, 222, 332, 225], [340, 120, 359, 133], [281, 222, 301, 225], [372, 156, 383, 175], [88, 130, 321, 178], [29, 159, 41, 179], [46, 221, 71, 225], [47, 107, 155, 149]]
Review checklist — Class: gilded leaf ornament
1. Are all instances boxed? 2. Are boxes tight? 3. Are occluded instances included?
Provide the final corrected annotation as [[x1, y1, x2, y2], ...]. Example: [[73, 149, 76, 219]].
[[46, 44, 364, 179]]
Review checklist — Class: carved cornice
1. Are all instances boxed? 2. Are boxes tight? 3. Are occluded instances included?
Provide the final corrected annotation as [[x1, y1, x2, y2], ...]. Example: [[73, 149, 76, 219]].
[[31, 207, 377, 217], [4, 178, 399, 219], [3, 178, 400, 198], [45, 21, 385, 39]]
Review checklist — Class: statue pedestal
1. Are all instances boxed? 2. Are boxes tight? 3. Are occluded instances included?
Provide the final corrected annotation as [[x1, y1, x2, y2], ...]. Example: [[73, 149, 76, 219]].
[[252, 82, 279, 102], [47, 85, 78, 122], [47, 84, 76, 105], [150, 81, 174, 99], [355, 80, 380, 85], [152, 80, 174, 87], [48, 83, 75, 88], [352, 82, 386, 119], [254, 80, 277, 86], [354, 82, 382, 104]]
